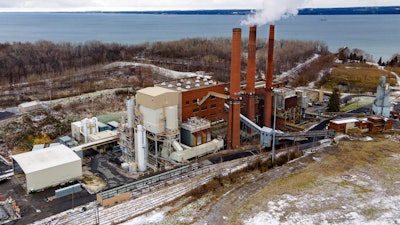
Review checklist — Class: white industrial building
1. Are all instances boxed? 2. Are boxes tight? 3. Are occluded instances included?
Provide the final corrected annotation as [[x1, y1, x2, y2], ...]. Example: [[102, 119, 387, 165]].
[[12, 145, 82, 193], [119, 86, 224, 172], [71, 117, 99, 143]]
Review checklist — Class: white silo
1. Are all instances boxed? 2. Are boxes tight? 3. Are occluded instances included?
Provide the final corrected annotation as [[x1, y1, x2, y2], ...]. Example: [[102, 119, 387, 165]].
[[126, 97, 135, 130], [166, 105, 178, 133], [137, 125, 147, 172]]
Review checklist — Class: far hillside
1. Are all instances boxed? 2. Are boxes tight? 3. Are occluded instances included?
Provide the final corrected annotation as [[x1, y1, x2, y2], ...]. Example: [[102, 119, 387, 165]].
[[0, 38, 328, 108]]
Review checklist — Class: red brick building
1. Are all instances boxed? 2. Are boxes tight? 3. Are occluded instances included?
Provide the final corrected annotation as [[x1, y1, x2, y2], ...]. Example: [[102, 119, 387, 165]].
[[328, 117, 393, 134], [156, 77, 226, 124]]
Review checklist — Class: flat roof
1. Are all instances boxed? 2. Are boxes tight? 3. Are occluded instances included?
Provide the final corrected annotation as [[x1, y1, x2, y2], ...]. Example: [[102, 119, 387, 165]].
[[155, 77, 220, 92], [137, 86, 178, 97], [18, 101, 41, 108], [12, 145, 80, 174], [107, 121, 119, 127], [330, 117, 359, 124], [88, 130, 117, 141]]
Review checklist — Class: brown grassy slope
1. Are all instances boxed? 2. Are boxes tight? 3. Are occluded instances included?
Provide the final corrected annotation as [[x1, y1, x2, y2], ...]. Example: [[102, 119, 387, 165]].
[[232, 133, 400, 224], [322, 63, 393, 93]]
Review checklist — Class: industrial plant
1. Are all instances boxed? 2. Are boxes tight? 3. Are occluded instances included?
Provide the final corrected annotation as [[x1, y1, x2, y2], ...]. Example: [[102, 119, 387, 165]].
[[2, 24, 399, 224]]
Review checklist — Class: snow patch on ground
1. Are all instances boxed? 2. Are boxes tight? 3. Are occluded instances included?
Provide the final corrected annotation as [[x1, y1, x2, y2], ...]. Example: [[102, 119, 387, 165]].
[[243, 170, 400, 225], [104, 61, 209, 80], [119, 208, 169, 225]]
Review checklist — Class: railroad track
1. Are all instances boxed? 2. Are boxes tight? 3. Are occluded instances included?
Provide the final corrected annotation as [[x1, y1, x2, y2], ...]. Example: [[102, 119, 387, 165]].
[[33, 155, 260, 225]]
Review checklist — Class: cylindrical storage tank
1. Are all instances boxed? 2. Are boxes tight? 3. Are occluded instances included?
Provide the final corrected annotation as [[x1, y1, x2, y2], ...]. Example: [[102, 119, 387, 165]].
[[129, 162, 137, 173], [166, 106, 178, 132], [126, 97, 135, 129], [89, 117, 98, 134], [206, 130, 211, 142], [137, 125, 147, 172], [197, 134, 202, 146], [121, 162, 129, 170], [201, 131, 207, 144]]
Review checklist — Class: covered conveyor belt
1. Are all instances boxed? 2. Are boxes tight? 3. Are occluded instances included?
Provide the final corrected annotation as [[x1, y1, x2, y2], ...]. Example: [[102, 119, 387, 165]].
[[224, 103, 335, 147]]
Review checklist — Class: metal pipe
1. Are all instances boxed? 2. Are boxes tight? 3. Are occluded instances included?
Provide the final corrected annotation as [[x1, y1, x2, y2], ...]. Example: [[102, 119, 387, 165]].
[[272, 91, 277, 164]]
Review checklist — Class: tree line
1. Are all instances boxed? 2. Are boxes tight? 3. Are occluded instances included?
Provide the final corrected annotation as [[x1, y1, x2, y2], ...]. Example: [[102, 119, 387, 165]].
[[0, 38, 329, 87], [378, 55, 400, 67]]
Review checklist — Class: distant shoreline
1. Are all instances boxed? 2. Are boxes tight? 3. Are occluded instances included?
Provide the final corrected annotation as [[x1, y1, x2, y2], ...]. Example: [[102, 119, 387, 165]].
[[2, 6, 400, 15]]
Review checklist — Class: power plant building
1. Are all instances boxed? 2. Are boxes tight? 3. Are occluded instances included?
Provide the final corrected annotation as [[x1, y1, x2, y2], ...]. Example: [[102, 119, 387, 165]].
[[156, 77, 226, 123], [12, 145, 82, 193]]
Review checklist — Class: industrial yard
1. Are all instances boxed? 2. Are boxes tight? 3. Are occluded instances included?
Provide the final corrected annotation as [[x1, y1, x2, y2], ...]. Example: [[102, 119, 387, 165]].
[[0, 23, 400, 225]]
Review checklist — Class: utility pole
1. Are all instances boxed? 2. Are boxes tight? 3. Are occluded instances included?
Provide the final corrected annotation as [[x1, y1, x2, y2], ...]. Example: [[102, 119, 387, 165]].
[[272, 91, 277, 164]]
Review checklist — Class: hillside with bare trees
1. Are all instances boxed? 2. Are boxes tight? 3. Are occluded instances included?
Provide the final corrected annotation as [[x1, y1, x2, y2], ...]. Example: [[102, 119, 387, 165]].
[[0, 38, 329, 108]]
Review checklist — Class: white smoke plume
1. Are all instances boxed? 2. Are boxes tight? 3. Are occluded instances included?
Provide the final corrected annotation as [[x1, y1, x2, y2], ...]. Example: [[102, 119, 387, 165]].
[[241, 0, 307, 26]]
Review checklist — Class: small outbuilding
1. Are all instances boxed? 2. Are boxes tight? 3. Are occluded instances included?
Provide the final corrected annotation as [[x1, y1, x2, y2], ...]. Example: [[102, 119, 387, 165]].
[[328, 117, 359, 134], [12, 145, 82, 193], [18, 101, 43, 113]]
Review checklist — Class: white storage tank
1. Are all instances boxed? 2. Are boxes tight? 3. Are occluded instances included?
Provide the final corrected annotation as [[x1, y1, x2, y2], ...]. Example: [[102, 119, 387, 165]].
[[137, 125, 147, 172], [126, 97, 135, 129], [166, 105, 178, 132], [140, 105, 165, 134]]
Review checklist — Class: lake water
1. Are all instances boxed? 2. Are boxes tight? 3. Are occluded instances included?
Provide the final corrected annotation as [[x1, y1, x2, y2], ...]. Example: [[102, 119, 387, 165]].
[[0, 13, 399, 61]]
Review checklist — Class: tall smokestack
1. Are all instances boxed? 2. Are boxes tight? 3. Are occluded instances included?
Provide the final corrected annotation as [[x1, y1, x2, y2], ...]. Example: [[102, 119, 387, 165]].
[[227, 28, 241, 149], [264, 24, 275, 127], [246, 25, 256, 95], [245, 25, 257, 123]]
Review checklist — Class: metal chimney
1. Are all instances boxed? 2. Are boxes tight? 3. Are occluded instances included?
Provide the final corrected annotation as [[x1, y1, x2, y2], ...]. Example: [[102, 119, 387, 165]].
[[264, 24, 275, 127], [227, 28, 241, 149]]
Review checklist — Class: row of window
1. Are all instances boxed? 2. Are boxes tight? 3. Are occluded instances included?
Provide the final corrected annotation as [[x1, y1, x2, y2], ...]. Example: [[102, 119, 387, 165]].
[[185, 96, 216, 106], [192, 104, 217, 113]]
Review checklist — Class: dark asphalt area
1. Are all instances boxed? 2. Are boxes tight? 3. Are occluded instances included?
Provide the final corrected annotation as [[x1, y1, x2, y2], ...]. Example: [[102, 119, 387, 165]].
[[0, 111, 14, 121]]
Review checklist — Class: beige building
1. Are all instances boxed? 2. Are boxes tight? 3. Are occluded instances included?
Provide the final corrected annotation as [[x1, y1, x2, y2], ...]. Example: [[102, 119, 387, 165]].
[[12, 145, 82, 193]]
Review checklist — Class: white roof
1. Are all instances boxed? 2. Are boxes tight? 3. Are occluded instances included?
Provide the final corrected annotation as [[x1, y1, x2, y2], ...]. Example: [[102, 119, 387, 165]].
[[89, 130, 117, 141], [72, 121, 82, 127], [138, 86, 177, 97], [330, 117, 359, 124], [12, 145, 80, 174], [19, 101, 41, 108]]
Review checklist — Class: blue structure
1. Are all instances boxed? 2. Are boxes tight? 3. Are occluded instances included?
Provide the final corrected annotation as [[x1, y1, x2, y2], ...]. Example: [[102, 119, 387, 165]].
[[59, 136, 72, 145], [107, 121, 119, 130], [98, 121, 111, 132], [372, 76, 391, 117]]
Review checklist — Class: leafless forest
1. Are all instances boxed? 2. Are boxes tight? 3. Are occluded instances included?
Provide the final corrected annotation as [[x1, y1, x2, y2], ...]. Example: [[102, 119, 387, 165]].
[[0, 38, 329, 108]]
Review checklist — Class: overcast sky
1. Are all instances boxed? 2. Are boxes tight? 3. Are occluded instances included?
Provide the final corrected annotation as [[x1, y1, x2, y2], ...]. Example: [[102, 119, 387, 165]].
[[0, 0, 399, 12]]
